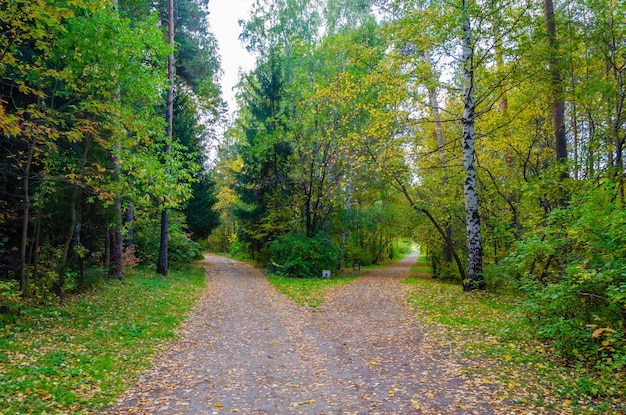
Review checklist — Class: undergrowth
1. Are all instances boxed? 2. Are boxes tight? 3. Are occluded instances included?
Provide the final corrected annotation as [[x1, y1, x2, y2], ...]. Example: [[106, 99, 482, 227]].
[[404, 256, 625, 415], [0, 265, 206, 415]]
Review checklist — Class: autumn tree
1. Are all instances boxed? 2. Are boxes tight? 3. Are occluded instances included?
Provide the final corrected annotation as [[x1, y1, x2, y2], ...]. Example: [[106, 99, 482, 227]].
[[155, 0, 222, 275], [156, 0, 175, 276], [216, 0, 626, 365], [0, 0, 220, 300]]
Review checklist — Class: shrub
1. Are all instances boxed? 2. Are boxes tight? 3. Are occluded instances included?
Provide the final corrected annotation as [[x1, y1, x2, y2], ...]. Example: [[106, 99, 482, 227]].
[[269, 233, 339, 278], [505, 182, 626, 367], [0, 279, 21, 325], [134, 212, 202, 265], [345, 244, 373, 266], [228, 237, 252, 261]]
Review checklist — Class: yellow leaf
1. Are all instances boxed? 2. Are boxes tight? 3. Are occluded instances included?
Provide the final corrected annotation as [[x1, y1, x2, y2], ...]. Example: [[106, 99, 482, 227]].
[[592, 327, 615, 338], [215, 402, 222, 408], [410, 399, 421, 410]]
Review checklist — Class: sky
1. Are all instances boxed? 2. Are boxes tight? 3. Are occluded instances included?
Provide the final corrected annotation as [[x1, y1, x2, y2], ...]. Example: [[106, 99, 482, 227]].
[[207, 0, 257, 116]]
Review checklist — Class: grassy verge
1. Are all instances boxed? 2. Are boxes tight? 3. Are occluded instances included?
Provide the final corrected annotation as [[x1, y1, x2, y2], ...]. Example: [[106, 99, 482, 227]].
[[404, 256, 625, 415], [268, 270, 360, 308], [0, 265, 206, 415]]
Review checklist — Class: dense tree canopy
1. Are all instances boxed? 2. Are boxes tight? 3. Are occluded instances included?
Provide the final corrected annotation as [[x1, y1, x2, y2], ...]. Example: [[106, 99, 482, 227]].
[[210, 0, 625, 367], [0, 0, 221, 299]]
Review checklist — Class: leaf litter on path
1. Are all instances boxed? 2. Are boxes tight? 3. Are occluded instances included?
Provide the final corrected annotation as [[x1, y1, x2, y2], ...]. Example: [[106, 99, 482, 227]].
[[104, 253, 558, 414]]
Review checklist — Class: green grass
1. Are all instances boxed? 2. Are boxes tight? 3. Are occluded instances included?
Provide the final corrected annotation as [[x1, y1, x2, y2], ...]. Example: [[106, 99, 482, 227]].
[[404, 256, 625, 414], [268, 271, 359, 308], [0, 265, 206, 415]]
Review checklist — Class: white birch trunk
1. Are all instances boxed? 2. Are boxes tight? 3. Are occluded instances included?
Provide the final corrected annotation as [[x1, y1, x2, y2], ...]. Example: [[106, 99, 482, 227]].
[[461, 0, 485, 290]]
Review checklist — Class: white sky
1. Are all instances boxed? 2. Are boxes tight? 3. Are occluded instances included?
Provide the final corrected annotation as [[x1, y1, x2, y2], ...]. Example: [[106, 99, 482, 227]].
[[208, 0, 256, 116]]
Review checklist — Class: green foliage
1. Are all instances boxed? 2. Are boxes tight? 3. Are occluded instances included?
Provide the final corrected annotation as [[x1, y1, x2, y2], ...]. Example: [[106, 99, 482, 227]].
[[344, 198, 415, 265], [0, 280, 19, 304], [0, 265, 206, 414], [268, 233, 339, 278], [504, 181, 626, 366], [392, 238, 415, 259], [171, 0, 222, 101], [346, 237, 413, 267], [0, 0, 221, 293], [232, 49, 296, 255], [228, 237, 253, 262], [184, 174, 220, 240], [404, 261, 626, 414], [28, 245, 65, 304], [0, 280, 21, 325], [134, 212, 202, 265], [344, 244, 373, 266]]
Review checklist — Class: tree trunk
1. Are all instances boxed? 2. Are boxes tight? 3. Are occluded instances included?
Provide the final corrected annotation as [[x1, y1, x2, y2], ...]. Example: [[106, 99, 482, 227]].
[[424, 50, 453, 265], [57, 184, 80, 304], [390, 175, 469, 288], [57, 140, 90, 302], [104, 227, 110, 270], [491, 0, 508, 113], [565, 1, 579, 180], [157, 0, 175, 276], [28, 190, 44, 293], [338, 181, 353, 270], [109, 219, 123, 279], [157, 209, 169, 275], [425, 51, 446, 161], [108, 0, 123, 280], [419, 206, 468, 288], [18, 136, 36, 294], [609, 42, 625, 199], [109, 171, 123, 279], [362, 139, 469, 288], [544, 0, 568, 172], [461, 0, 486, 290]]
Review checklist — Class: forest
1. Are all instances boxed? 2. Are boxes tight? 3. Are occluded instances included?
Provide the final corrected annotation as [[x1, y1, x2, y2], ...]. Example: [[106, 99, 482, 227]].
[[213, 0, 625, 367], [1, 0, 625, 412]]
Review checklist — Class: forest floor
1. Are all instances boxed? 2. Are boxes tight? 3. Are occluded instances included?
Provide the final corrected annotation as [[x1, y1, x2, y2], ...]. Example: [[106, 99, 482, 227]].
[[104, 253, 555, 415]]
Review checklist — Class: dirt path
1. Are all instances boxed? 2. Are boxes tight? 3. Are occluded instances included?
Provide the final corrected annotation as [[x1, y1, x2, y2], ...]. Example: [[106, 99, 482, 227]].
[[105, 254, 517, 414]]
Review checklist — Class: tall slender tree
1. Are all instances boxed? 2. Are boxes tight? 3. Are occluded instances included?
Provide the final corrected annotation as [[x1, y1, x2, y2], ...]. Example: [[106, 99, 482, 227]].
[[110, 0, 124, 281], [460, 0, 485, 290], [544, 0, 568, 173], [157, 0, 175, 276]]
